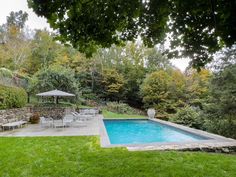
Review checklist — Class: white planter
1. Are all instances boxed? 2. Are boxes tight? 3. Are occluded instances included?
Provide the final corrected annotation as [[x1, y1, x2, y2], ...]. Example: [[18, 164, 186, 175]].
[[147, 108, 156, 119]]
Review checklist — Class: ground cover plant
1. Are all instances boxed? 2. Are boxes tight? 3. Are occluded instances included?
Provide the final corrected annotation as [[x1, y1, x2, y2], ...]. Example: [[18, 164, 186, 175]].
[[0, 137, 236, 177]]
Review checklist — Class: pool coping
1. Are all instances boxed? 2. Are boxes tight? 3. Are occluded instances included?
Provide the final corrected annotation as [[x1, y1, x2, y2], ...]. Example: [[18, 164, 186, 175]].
[[99, 117, 236, 152]]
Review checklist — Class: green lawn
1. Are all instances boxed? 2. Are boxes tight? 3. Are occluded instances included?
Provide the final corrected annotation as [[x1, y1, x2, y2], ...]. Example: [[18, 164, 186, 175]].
[[0, 137, 235, 177], [103, 110, 147, 119]]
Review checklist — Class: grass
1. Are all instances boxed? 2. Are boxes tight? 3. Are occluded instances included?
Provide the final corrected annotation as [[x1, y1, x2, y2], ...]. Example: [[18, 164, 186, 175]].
[[0, 136, 236, 177], [103, 110, 147, 119]]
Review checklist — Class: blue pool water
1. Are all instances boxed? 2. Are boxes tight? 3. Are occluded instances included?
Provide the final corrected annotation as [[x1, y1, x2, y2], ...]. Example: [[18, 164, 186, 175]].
[[104, 120, 208, 144]]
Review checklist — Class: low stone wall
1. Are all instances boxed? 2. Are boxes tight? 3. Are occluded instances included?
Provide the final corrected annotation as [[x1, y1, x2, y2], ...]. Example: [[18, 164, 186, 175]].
[[0, 107, 32, 125], [30, 107, 67, 119], [30, 107, 100, 119], [0, 107, 100, 125], [0, 107, 68, 125]]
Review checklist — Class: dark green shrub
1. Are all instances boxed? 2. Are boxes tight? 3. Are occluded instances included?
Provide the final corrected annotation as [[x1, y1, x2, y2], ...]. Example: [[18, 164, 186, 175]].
[[171, 106, 203, 129], [0, 85, 27, 109], [203, 115, 236, 139]]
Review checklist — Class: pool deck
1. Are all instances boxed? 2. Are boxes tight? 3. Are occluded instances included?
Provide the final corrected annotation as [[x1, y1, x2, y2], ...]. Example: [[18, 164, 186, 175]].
[[0, 115, 102, 137], [100, 118, 236, 152]]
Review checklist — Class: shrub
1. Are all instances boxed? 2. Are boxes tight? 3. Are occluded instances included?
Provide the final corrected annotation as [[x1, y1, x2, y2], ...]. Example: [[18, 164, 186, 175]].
[[105, 102, 144, 115], [0, 68, 13, 78], [30, 112, 40, 124], [0, 85, 27, 109], [171, 106, 203, 129], [203, 115, 236, 139]]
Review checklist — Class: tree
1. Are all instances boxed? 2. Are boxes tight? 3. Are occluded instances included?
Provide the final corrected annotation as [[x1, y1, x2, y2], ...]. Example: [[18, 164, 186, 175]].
[[168, 69, 187, 107], [210, 45, 236, 72], [28, 0, 236, 68], [100, 69, 125, 101], [202, 63, 236, 138], [27, 30, 59, 74], [0, 11, 30, 71], [30, 65, 80, 96], [186, 69, 211, 107], [210, 64, 236, 115], [141, 69, 188, 113], [140, 70, 172, 113], [6, 10, 28, 29], [145, 47, 171, 72], [168, 0, 236, 68]]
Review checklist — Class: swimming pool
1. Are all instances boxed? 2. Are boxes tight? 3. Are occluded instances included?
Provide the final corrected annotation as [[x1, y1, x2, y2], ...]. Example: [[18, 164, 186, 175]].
[[104, 119, 209, 145]]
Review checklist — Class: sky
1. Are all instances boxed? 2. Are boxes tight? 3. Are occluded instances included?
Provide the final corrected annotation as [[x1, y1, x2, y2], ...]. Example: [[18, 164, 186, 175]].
[[0, 0, 190, 72]]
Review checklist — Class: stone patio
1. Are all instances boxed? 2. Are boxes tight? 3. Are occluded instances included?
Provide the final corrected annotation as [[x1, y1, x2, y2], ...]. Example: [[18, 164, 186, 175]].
[[0, 115, 102, 137]]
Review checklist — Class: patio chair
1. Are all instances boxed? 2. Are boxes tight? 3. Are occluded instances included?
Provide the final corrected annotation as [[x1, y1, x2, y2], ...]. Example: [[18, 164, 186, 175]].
[[53, 119, 66, 128], [70, 113, 87, 127], [71, 112, 92, 121], [82, 109, 97, 116], [63, 114, 74, 127], [40, 117, 53, 127]]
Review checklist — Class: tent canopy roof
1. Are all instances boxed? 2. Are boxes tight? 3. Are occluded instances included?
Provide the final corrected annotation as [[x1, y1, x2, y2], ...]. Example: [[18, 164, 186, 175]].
[[36, 89, 75, 97]]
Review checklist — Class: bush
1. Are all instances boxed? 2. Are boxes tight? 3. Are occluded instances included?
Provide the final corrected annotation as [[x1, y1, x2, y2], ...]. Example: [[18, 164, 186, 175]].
[[0, 68, 13, 78], [171, 106, 203, 129], [203, 115, 236, 139], [105, 102, 144, 115], [30, 112, 40, 124], [0, 85, 27, 109]]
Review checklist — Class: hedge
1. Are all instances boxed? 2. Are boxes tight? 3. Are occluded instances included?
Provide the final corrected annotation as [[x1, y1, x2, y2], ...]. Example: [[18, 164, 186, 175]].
[[0, 85, 27, 109]]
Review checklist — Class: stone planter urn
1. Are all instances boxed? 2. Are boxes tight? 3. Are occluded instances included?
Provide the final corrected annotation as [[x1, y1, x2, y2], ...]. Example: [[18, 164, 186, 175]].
[[147, 108, 156, 119]]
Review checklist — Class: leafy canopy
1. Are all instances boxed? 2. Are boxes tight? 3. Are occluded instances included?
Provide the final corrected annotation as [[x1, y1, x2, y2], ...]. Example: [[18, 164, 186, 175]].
[[28, 0, 236, 68], [30, 65, 80, 95]]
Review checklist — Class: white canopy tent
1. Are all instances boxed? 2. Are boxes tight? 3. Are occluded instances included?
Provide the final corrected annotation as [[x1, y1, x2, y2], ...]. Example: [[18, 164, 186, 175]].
[[36, 89, 75, 104]]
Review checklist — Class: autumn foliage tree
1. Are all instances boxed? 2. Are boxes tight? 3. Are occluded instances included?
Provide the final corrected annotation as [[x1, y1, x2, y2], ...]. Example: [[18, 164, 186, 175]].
[[100, 69, 125, 101], [186, 69, 212, 107], [140, 70, 172, 113]]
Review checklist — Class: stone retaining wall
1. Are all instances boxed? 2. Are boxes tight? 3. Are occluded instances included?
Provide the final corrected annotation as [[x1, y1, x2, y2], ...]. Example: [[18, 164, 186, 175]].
[[0, 107, 100, 125], [0, 107, 32, 125], [30, 107, 67, 119]]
